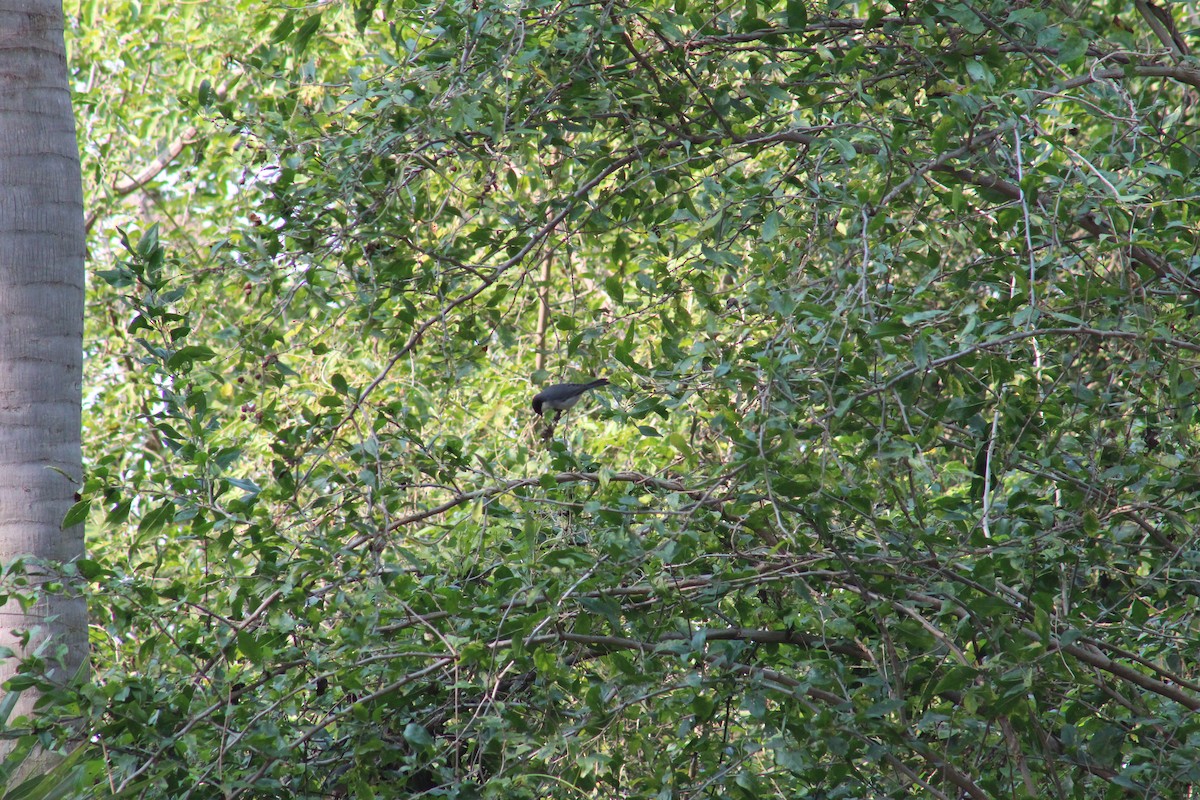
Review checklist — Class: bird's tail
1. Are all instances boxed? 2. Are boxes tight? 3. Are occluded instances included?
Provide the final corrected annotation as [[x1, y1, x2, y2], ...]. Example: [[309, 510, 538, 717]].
[[586, 378, 610, 389]]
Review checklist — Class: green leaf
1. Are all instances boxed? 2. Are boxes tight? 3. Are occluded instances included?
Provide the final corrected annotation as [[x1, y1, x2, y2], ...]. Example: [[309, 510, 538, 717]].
[[605, 275, 625, 305], [236, 630, 263, 662], [75, 559, 107, 581], [762, 210, 781, 242], [61, 500, 91, 530], [166, 345, 217, 369], [403, 722, 434, 749], [226, 477, 261, 495], [869, 318, 907, 338], [137, 502, 175, 534], [829, 137, 856, 162], [785, 0, 807, 28], [134, 224, 160, 258], [931, 665, 978, 695]]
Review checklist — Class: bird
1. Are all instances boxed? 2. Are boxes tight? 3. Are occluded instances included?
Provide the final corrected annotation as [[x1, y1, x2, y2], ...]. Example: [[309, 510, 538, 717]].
[[532, 378, 609, 418]]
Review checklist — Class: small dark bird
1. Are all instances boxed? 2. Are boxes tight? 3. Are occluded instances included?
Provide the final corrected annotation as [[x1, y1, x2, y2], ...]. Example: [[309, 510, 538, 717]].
[[532, 378, 609, 417]]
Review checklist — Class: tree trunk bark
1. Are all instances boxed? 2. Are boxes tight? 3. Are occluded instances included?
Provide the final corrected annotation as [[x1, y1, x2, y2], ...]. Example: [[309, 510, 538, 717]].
[[0, 0, 88, 778]]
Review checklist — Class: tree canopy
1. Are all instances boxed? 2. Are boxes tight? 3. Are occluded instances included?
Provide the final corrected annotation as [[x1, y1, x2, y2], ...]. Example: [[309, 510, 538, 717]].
[[16, 0, 1200, 796]]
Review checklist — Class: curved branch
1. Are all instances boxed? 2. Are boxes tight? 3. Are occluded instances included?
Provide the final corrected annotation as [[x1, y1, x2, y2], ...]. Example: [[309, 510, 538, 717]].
[[1048, 634, 1200, 711], [341, 469, 737, 550], [831, 326, 1200, 419], [86, 82, 231, 233], [535, 629, 990, 800]]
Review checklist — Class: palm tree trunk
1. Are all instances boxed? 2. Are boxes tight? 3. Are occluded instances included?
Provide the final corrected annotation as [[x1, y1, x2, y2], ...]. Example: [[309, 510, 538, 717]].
[[0, 0, 88, 777]]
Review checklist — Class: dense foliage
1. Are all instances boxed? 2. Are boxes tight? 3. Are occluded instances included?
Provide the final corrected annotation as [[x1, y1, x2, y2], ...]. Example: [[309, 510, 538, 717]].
[[16, 0, 1200, 796]]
